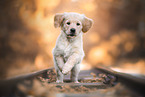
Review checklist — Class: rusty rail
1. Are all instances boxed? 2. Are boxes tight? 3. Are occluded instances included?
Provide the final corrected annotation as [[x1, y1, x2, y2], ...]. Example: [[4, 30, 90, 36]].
[[92, 66, 145, 96], [0, 66, 145, 97]]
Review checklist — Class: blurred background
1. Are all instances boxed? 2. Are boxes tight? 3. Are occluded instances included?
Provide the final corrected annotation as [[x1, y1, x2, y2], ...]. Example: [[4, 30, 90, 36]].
[[0, 0, 145, 79]]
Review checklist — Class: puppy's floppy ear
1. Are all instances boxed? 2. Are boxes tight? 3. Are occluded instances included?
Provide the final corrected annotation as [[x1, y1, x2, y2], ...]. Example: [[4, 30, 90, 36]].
[[82, 16, 93, 33], [54, 13, 64, 28]]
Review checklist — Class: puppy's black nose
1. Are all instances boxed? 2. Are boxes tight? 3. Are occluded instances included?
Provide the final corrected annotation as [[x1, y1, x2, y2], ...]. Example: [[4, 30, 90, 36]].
[[70, 28, 76, 33]]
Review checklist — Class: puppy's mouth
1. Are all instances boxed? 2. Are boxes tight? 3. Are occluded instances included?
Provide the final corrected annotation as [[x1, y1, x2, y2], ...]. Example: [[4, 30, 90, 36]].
[[67, 34, 76, 38]]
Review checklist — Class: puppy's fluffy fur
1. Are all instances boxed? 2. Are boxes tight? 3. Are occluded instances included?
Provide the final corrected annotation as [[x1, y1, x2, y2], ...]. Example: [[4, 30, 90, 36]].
[[53, 12, 93, 83]]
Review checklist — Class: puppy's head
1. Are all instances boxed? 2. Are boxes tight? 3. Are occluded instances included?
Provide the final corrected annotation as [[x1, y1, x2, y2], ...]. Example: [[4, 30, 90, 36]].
[[54, 12, 93, 38]]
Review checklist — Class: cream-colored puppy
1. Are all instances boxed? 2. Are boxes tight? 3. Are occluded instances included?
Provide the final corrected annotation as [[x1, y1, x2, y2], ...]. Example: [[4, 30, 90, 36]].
[[53, 12, 93, 83]]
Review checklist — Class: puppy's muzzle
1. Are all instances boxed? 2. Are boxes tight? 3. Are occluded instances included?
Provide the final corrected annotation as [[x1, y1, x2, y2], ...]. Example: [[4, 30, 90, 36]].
[[69, 28, 76, 36], [70, 28, 76, 33]]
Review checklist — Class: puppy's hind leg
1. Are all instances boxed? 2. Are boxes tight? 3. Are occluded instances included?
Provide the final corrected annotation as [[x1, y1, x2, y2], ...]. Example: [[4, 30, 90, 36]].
[[71, 64, 80, 83]]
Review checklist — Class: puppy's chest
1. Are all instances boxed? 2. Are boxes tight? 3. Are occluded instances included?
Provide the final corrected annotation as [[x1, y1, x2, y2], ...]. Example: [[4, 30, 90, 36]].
[[61, 43, 74, 57]]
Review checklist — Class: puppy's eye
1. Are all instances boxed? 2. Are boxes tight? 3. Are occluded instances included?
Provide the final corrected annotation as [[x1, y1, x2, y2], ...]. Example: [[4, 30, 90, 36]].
[[67, 22, 70, 25], [77, 23, 80, 26]]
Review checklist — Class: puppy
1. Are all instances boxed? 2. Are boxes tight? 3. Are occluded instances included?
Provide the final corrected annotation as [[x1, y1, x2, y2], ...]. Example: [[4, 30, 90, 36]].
[[53, 12, 93, 83]]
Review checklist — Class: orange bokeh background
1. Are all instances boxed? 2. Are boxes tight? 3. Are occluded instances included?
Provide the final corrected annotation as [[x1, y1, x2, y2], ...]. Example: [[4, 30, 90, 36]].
[[0, 0, 145, 78]]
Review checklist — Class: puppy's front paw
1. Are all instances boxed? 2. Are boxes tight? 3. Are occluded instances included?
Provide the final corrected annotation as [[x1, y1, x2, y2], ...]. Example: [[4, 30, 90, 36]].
[[74, 81, 79, 83], [62, 64, 72, 75], [62, 69, 68, 75], [56, 80, 63, 83]]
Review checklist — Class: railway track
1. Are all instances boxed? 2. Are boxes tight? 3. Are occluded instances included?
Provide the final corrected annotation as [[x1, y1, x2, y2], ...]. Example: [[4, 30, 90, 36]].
[[0, 66, 145, 97]]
